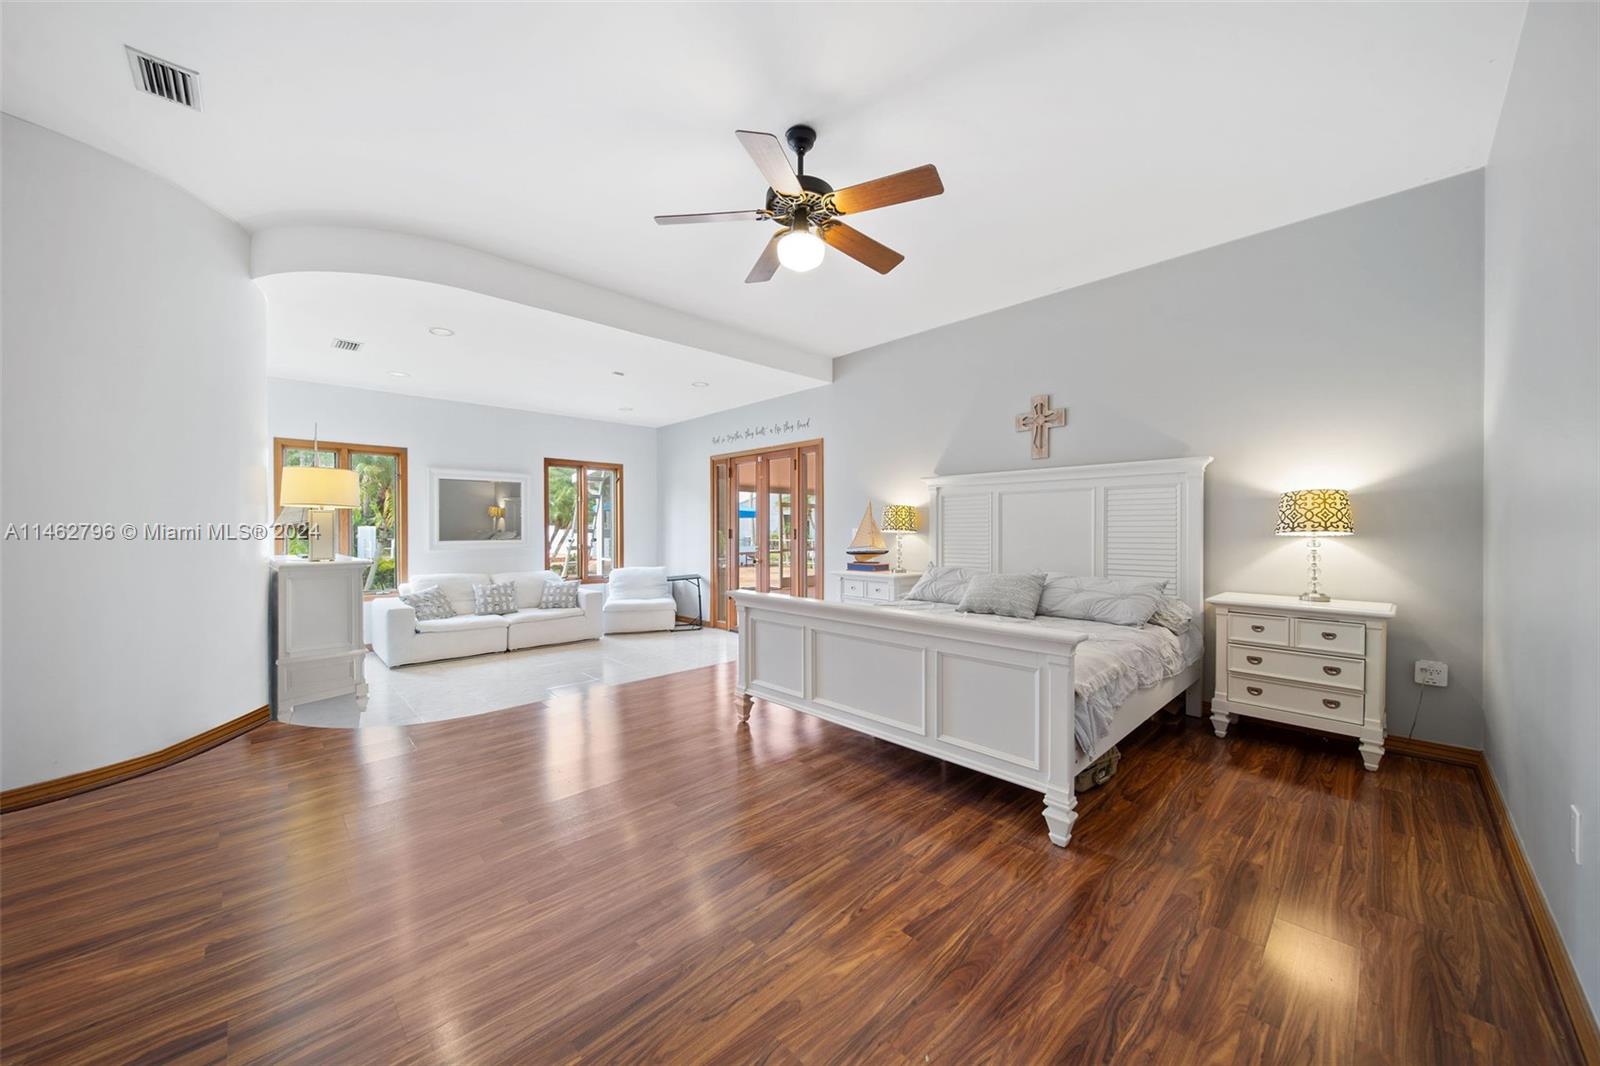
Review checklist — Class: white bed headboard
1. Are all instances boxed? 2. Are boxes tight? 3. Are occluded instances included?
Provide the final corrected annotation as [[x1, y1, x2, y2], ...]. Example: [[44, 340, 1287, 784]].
[[924, 456, 1212, 613]]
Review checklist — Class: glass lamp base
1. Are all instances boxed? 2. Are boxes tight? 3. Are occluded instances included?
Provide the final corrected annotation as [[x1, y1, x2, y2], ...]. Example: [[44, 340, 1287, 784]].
[[1299, 591, 1331, 603]]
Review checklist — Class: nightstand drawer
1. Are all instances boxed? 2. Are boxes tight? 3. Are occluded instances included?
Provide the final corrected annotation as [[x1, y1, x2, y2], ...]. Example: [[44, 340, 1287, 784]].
[[1228, 674, 1365, 725], [866, 581, 894, 601], [1228, 645, 1364, 691], [1227, 612, 1290, 646], [1293, 618, 1365, 656], [841, 577, 865, 599]]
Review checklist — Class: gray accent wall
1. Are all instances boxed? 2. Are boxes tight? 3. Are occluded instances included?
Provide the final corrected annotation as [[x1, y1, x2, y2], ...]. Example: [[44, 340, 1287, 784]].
[[660, 173, 1488, 748], [1483, 0, 1599, 1017]]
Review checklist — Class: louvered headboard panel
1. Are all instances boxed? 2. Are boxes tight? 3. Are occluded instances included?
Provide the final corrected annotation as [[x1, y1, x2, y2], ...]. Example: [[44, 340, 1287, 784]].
[[925, 457, 1212, 614]]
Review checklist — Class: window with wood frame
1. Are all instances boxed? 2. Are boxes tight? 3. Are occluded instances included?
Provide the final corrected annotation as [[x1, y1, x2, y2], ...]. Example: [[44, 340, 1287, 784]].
[[273, 438, 408, 593], [544, 459, 623, 584]]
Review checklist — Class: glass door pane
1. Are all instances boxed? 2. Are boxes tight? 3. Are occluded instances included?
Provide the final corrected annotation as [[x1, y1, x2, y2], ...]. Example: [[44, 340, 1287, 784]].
[[800, 446, 821, 598], [766, 452, 793, 594], [734, 457, 759, 602], [350, 451, 400, 592], [546, 465, 580, 578], [584, 466, 619, 581], [712, 461, 731, 628]]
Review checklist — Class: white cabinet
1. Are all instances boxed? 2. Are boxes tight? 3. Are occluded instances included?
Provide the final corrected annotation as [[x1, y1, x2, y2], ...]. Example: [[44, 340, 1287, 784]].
[[269, 555, 369, 719], [1207, 592, 1397, 770], [833, 570, 922, 605]]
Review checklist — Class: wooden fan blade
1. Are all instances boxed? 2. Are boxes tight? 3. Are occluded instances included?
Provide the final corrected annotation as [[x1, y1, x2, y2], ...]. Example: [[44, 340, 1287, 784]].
[[820, 222, 905, 275], [735, 130, 802, 196], [831, 164, 944, 215], [655, 210, 766, 225], [745, 232, 783, 283]]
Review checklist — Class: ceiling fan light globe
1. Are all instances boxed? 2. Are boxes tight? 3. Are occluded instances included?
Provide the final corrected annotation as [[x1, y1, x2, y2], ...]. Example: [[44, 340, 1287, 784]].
[[776, 228, 825, 273]]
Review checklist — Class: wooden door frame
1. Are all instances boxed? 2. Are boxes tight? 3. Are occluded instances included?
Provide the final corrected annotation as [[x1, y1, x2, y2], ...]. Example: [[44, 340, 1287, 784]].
[[708, 438, 824, 629], [543, 458, 625, 584]]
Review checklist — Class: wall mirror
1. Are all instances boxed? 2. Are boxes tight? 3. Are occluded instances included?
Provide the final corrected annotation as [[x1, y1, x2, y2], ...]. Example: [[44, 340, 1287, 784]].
[[429, 469, 530, 549]]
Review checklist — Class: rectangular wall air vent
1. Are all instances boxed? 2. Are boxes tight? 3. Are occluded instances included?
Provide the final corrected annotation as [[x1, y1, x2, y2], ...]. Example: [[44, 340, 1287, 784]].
[[126, 47, 201, 110], [330, 338, 363, 352]]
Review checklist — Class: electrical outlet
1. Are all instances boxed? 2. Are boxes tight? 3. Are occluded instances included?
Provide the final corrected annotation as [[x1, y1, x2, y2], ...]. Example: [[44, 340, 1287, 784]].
[[1414, 660, 1448, 687], [1573, 806, 1583, 865]]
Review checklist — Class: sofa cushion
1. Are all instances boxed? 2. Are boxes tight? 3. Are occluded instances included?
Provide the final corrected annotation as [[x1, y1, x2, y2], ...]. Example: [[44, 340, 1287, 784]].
[[540, 580, 581, 609], [608, 566, 670, 600], [493, 570, 564, 609], [399, 586, 456, 622], [408, 573, 493, 616], [415, 613, 513, 634], [602, 595, 676, 614], [505, 606, 586, 624]]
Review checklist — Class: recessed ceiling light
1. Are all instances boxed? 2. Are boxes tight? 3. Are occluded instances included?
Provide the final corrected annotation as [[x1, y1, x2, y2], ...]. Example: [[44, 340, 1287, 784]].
[[690, 381, 710, 388], [387, 370, 410, 378], [611, 370, 626, 377], [618, 406, 634, 412], [428, 327, 454, 337]]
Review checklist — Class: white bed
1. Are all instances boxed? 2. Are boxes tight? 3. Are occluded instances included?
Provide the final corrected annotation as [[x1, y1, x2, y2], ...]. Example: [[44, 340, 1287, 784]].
[[732, 456, 1212, 847]]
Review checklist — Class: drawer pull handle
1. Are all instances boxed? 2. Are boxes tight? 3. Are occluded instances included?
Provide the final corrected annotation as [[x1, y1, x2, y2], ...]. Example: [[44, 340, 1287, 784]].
[[1322, 698, 1341, 709], [1246, 655, 1263, 665], [1246, 686, 1263, 697], [1250, 624, 1265, 633], [1321, 632, 1337, 641], [1323, 665, 1342, 676]]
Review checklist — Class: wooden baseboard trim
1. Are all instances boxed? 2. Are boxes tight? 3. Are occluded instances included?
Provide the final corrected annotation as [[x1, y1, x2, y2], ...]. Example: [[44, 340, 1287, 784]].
[[0, 705, 271, 814], [1472, 754, 1600, 1064], [1382, 734, 1483, 767]]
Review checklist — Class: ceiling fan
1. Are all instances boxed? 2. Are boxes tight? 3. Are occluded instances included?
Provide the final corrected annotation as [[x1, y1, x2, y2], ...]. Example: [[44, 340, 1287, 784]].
[[654, 125, 944, 283]]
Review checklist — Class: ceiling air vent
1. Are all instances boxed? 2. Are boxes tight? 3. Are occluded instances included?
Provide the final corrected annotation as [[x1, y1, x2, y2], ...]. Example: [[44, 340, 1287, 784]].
[[330, 338, 363, 352], [126, 47, 201, 110]]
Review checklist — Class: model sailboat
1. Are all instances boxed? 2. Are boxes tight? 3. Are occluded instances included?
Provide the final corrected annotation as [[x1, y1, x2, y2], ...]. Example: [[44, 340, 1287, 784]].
[[845, 504, 890, 571]]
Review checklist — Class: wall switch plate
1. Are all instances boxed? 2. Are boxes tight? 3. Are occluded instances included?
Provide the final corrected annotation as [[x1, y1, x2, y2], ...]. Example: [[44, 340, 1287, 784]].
[[1573, 806, 1583, 865], [1414, 660, 1448, 687]]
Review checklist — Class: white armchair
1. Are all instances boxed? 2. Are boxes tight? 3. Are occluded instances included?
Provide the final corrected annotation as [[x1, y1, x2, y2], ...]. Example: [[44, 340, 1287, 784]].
[[602, 566, 678, 634]]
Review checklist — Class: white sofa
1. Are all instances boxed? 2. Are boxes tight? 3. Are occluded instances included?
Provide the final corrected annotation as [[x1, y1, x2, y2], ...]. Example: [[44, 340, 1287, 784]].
[[370, 570, 602, 667], [601, 566, 678, 634]]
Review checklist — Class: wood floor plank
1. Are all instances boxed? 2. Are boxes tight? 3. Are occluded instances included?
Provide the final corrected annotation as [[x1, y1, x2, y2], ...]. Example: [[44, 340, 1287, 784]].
[[0, 663, 1582, 1064]]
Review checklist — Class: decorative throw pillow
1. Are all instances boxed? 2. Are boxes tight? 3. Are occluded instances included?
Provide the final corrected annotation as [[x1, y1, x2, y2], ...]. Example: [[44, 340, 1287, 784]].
[[539, 579, 580, 610], [956, 572, 1047, 619], [905, 565, 972, 605], [1037, 574, 1167, 626], [1149, 596, 1195, 634], [472, 581, 518, 616], [399, 585, 455, 622]]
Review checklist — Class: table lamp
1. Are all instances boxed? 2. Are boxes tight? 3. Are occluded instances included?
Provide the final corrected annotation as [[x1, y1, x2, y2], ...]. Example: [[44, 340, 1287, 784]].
[[280, 464, 358, 561], [1275, 489, 1353, 601], [881, 504, 920, 573]]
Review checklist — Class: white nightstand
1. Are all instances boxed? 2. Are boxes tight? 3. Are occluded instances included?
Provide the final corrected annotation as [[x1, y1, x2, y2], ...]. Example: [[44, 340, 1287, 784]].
[[834, 570, 922, 605], [1207, 592, 1397, 770]]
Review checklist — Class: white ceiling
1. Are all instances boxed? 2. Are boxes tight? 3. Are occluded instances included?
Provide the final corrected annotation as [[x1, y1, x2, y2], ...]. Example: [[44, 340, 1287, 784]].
[[3, 2, 1525, 413], [257, 271, 819, 428]]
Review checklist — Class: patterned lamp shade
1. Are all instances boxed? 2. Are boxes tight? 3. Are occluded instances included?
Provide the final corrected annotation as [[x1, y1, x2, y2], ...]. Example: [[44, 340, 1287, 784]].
[[487, 505, 506, 519], [881, 504, 920, 534], [1275, 489, 1354, 537]]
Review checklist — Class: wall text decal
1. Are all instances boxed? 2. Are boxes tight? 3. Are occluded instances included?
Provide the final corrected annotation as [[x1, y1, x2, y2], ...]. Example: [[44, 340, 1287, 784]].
[[711, 417, 812, 447]]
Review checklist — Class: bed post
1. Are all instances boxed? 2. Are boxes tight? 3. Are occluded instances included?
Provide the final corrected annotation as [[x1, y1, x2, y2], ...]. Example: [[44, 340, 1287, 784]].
[[1042, 658, 1079, 847]]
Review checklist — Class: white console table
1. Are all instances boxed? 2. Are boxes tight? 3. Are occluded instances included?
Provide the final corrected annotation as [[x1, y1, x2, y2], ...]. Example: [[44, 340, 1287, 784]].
[[269, 555, 370, 719]]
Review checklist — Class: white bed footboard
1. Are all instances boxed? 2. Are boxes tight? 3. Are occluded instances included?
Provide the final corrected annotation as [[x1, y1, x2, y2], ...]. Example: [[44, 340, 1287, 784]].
[[732, 591, 1087, 846]]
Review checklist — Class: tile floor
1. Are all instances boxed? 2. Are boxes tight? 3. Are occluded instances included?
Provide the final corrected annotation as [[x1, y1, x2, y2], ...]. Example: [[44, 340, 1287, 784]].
[[283, 628, 738, 729]]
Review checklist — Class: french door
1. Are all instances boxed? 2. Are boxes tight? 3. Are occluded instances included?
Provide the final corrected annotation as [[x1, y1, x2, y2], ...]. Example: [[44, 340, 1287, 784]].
[[710, 440, 823, 629]]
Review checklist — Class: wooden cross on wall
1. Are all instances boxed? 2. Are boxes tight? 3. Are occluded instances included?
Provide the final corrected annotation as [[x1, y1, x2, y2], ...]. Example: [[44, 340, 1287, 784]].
[[1015, 394, 1066, 459]]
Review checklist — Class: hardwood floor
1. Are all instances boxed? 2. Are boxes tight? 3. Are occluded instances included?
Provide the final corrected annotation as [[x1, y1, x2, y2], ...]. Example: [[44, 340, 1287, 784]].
[[0, 664, 1581, 1064]]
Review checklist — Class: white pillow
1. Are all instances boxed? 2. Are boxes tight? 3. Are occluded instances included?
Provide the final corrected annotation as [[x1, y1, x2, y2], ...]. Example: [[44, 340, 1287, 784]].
[[955, 572, 1046, 619], [493, 570, 562, 610], [609, 566, 670, 600], [408, 573, 492, 616], [905, 565, 972, 605], [1149, 597, 1195, 634], [1037, 574, 1167, 626]]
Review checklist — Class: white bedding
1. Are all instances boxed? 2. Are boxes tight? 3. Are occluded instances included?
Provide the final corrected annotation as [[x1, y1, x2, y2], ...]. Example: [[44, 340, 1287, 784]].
[[878, 600, 1203, 752]]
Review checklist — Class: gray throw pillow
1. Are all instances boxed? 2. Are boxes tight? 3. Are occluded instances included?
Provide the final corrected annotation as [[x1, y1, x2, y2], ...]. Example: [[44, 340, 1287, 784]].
[[905, 565, 972, 605], [1149, 596, 1195, 634], [399, 585, 455, 622], [472, 580, 518, 616], [956, 572, 1046, 619], [540, 579, 580, 609], [1038, 574, 1167, 626]]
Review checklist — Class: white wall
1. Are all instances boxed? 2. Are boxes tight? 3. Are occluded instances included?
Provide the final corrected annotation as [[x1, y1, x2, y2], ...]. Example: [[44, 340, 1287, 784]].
[[661, 173, 1487, 747], [1, 117, 269, 790], [267, 379, 660, 580], [1483, 0, 1599, 1016]]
